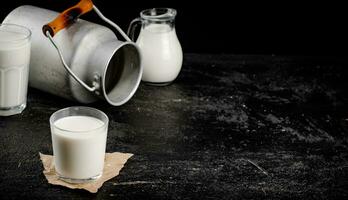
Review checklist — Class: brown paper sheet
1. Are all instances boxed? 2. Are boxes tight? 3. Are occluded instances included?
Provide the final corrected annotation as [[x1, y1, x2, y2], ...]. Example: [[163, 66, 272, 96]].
[[39, 152, 133, 193]]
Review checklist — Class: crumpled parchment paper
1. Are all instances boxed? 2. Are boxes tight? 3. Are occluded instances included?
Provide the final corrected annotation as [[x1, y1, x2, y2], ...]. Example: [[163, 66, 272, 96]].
[[39, 152, 133, 193]]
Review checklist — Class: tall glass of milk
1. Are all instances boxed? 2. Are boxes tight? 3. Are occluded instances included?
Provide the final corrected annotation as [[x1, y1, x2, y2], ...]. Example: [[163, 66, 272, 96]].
[[50, 107, 109, 183], [128, 8, 183, 86], [0, 24, 31, 116]]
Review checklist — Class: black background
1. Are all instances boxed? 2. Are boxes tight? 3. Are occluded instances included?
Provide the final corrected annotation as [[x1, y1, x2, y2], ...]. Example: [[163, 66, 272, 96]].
[[0, 0, 347, 55]]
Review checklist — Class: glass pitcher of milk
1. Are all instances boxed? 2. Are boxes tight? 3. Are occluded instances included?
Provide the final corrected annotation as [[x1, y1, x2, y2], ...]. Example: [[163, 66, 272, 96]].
[[128, 8, 183, 86]]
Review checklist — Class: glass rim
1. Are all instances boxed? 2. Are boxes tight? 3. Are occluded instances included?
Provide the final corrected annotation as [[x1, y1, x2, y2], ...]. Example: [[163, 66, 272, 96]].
[[50, 106, 109, 133], [0, 23, 32, 43], [140, 8, 177, 21]]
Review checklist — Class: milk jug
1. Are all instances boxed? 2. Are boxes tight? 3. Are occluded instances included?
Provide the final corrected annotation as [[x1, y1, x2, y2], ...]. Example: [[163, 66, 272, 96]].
[[128, 8, 183, 86]]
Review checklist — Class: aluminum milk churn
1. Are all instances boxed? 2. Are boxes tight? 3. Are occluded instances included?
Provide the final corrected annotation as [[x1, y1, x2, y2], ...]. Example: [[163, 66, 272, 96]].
[[2, 0, 142, 106]]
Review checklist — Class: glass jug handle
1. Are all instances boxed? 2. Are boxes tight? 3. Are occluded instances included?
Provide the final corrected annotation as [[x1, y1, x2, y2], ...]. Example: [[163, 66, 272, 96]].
[[127, 18, 141, 42]]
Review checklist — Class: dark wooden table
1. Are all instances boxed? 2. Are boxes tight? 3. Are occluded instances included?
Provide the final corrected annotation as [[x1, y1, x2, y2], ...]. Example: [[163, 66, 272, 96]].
[[1, 54, 348, 199]]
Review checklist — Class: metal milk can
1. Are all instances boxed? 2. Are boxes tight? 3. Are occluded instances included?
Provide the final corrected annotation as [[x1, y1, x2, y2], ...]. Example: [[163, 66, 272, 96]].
[[2, 0, 142, 106]]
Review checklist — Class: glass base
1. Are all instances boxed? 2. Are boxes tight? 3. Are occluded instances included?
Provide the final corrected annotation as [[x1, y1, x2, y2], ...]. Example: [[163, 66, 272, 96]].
[[142, 81, 173, 86], [57, 173, 102, 184], [0, 103, 26, 116]]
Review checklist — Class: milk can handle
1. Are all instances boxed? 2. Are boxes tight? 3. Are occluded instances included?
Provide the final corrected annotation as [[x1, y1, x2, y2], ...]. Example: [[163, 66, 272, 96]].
[[42, 0, 93, 37], [127, 18, 141, 41], [42, 0, 132, 93]]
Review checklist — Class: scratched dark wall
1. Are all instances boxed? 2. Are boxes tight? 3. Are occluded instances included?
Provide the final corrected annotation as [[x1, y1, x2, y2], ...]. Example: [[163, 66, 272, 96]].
[[1, 0, 346, 55]]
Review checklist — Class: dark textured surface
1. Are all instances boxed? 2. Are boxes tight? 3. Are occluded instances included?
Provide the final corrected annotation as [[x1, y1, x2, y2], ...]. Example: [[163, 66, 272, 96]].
[[1, 54, 348, 199]]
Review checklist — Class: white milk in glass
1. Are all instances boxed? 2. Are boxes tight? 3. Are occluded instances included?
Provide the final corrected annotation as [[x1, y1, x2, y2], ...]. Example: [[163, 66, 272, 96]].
[[136, 24, 183, 83], [0, 27, 31, 115], [51, 116, 107, 180]]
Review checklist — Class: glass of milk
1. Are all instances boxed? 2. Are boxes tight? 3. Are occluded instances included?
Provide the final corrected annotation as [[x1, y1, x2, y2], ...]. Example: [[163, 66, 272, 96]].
[[50, 106, 109, 183], [0, 24, 31, 116], [128, 8, 183, 86]]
